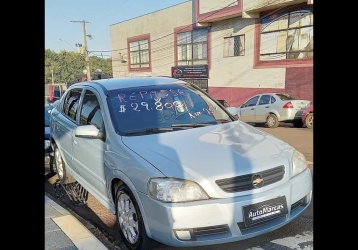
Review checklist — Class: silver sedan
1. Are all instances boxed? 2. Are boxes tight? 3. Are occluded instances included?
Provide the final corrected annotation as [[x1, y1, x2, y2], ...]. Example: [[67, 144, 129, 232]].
[[237, 93, 311, 128]]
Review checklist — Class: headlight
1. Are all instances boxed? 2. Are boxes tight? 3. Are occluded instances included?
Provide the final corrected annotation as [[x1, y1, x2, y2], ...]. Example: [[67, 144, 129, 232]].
[[292, 150, 307, 177], [147, 178, 209, 203], [45, 140, 51, 150]]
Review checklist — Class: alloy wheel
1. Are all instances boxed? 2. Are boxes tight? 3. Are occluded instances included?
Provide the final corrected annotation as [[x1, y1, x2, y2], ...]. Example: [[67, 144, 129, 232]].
[[307, 115, 313, 127], [267, 116, 275, 127], [54, 148, 64, 179], [117, 193, 139, 244]]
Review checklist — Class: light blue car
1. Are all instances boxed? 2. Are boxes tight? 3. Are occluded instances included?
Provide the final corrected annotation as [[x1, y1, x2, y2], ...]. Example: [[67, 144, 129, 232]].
[[50, 77, 312, 250]]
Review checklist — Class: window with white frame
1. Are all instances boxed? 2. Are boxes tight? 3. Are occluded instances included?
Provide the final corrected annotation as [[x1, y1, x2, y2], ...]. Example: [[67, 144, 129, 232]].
[[260, 6, 313, 61], [129, 40, 149, 68], [223, 35, 245, 57], [177, 28, 208, 66]]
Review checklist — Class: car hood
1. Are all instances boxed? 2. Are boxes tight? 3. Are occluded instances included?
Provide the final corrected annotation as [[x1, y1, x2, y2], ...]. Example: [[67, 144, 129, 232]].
[[122, 121, 294, 196], [45, 126, 51, 140]]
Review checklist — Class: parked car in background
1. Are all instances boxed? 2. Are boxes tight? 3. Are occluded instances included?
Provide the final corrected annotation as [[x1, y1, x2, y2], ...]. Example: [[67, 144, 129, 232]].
[[45, 100, 59, 175], [50, 77, 312, 250], [237, 93, 311, 128], [302, 105, 313, 129]]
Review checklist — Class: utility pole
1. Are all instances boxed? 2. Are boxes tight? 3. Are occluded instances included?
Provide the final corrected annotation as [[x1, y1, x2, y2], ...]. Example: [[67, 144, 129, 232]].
[[51, 67, 54, 85], [70, 20, 91, 81]]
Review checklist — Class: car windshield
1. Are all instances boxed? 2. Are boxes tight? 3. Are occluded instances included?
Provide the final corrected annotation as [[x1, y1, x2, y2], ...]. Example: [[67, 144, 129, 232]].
[[44, 106, 52, 127], [276, 93, 300, 100], [107, 83, 233, 135]]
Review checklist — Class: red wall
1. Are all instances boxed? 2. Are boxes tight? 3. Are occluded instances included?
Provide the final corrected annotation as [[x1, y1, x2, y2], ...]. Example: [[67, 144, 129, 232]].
[[208, 67, 313, 107], [285, 67, 313, 103]]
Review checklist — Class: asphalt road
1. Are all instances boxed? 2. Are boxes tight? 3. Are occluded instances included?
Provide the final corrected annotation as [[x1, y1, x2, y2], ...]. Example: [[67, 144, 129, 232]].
[[45, 124, 313, 250]]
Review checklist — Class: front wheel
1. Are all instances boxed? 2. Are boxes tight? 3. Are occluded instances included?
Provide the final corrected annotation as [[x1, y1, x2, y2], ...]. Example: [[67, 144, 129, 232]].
[[305, 113, 313, 128], [266, 114, 279, 128], [115, 185, 153, 250]]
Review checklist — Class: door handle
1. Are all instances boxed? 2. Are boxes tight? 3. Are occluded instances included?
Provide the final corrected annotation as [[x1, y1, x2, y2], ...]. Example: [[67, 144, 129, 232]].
[[251, 108, 254, 110], [265, 106, 269, 108]]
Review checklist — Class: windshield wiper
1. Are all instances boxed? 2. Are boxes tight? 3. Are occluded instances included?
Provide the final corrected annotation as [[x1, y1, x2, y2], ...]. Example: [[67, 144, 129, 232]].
[[216, 119, 232, 124], [171, 123, 212, 128], [123, 127, 174, 136]]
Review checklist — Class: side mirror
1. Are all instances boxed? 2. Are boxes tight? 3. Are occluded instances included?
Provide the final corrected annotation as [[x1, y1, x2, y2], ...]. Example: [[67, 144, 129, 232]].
[[75, 125, 103, 139], [226, 107, 239, 116], [240, 104, 245, 108]]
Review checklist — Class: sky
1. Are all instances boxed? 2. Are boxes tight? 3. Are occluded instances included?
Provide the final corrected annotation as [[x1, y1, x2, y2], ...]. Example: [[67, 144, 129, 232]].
[[45, 0, 189, 58]]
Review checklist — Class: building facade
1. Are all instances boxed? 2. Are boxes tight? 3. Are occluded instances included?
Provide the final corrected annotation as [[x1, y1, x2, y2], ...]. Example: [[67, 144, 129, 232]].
[[110, 0, 313, 107]]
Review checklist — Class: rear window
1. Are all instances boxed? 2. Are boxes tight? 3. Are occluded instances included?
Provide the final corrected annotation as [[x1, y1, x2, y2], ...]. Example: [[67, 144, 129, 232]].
[[276, 93, 300, 100]]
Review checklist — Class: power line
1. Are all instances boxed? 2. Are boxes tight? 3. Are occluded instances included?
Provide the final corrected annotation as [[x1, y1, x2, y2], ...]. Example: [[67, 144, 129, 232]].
[[110, 2, 306, 69], [91, 0, 290, 54], [90, 0, 239, 53], [89, 0, 132, 23]]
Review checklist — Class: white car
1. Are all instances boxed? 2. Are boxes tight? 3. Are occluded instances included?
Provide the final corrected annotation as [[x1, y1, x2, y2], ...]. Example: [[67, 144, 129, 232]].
[[50, 77, 313, 250], [237, 93, 311, 128]]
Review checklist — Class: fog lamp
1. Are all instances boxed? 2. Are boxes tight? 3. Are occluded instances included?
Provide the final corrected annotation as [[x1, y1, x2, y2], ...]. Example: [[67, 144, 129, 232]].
[[174, 229, 192, 240]]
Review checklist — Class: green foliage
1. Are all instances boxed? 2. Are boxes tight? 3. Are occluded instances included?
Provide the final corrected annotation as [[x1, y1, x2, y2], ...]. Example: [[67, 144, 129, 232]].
[[45, 49, 112, 84]]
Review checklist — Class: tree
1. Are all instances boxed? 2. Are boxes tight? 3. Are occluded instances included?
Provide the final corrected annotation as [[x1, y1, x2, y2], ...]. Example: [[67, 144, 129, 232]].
[[44, 49, 112, 84]]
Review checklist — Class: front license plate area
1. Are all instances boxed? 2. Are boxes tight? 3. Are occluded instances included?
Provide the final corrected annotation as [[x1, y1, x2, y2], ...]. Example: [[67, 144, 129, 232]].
[[243, 196, 288, 227]]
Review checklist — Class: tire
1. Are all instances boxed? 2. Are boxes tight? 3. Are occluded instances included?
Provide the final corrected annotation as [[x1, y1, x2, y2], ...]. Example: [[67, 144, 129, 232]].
[[293, 121, 304, 128], [53, 144, 75, 184], [115, 185, 153, 250], [305, 113, 313, 129], [266, 114, 279, 128]]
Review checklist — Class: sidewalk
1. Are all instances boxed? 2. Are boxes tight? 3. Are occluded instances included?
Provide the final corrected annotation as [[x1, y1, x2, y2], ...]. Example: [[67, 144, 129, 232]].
[[45, 195, 109, 250]]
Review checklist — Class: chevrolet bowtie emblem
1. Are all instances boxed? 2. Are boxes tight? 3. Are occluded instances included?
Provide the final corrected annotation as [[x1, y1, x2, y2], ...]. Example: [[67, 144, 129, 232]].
[[252, 174, 264, 188]]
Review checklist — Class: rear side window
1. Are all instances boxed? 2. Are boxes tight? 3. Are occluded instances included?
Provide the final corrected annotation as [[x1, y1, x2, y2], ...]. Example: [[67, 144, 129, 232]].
[[79, 90, 104, 130], [276, 93, 299, 100], [270, 96, 276, 104], [62, 88, 82, 121]]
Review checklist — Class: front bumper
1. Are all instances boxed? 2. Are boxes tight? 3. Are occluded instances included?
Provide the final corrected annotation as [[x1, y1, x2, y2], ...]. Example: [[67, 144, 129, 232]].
[[138, 168, 312, 247]]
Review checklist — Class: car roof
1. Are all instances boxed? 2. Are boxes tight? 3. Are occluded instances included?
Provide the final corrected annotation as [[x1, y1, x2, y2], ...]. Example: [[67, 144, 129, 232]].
[[253, 93, 279, 96], [250, 93, 297, 97], [71, 77, 188, 91]]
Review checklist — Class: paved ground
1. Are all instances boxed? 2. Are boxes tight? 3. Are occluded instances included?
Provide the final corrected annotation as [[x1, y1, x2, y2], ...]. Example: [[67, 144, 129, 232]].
[[45, 195, 108, 250]]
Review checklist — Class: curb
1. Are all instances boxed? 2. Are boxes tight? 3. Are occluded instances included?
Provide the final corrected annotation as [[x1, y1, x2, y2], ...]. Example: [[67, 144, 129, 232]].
[[45, 195, 109, 250]]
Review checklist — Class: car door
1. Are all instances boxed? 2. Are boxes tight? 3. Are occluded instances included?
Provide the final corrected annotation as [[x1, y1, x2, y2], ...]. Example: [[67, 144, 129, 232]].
[[238, 96, 259, 122], [72, 88, 107, 197], [53, 88, 82, 174], [254, 94, 272, 122]]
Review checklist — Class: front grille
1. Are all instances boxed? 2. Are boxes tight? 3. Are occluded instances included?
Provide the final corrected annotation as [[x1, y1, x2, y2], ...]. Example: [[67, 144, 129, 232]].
[[216, 165, 285, 192], [192, 225, 230, 237]]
